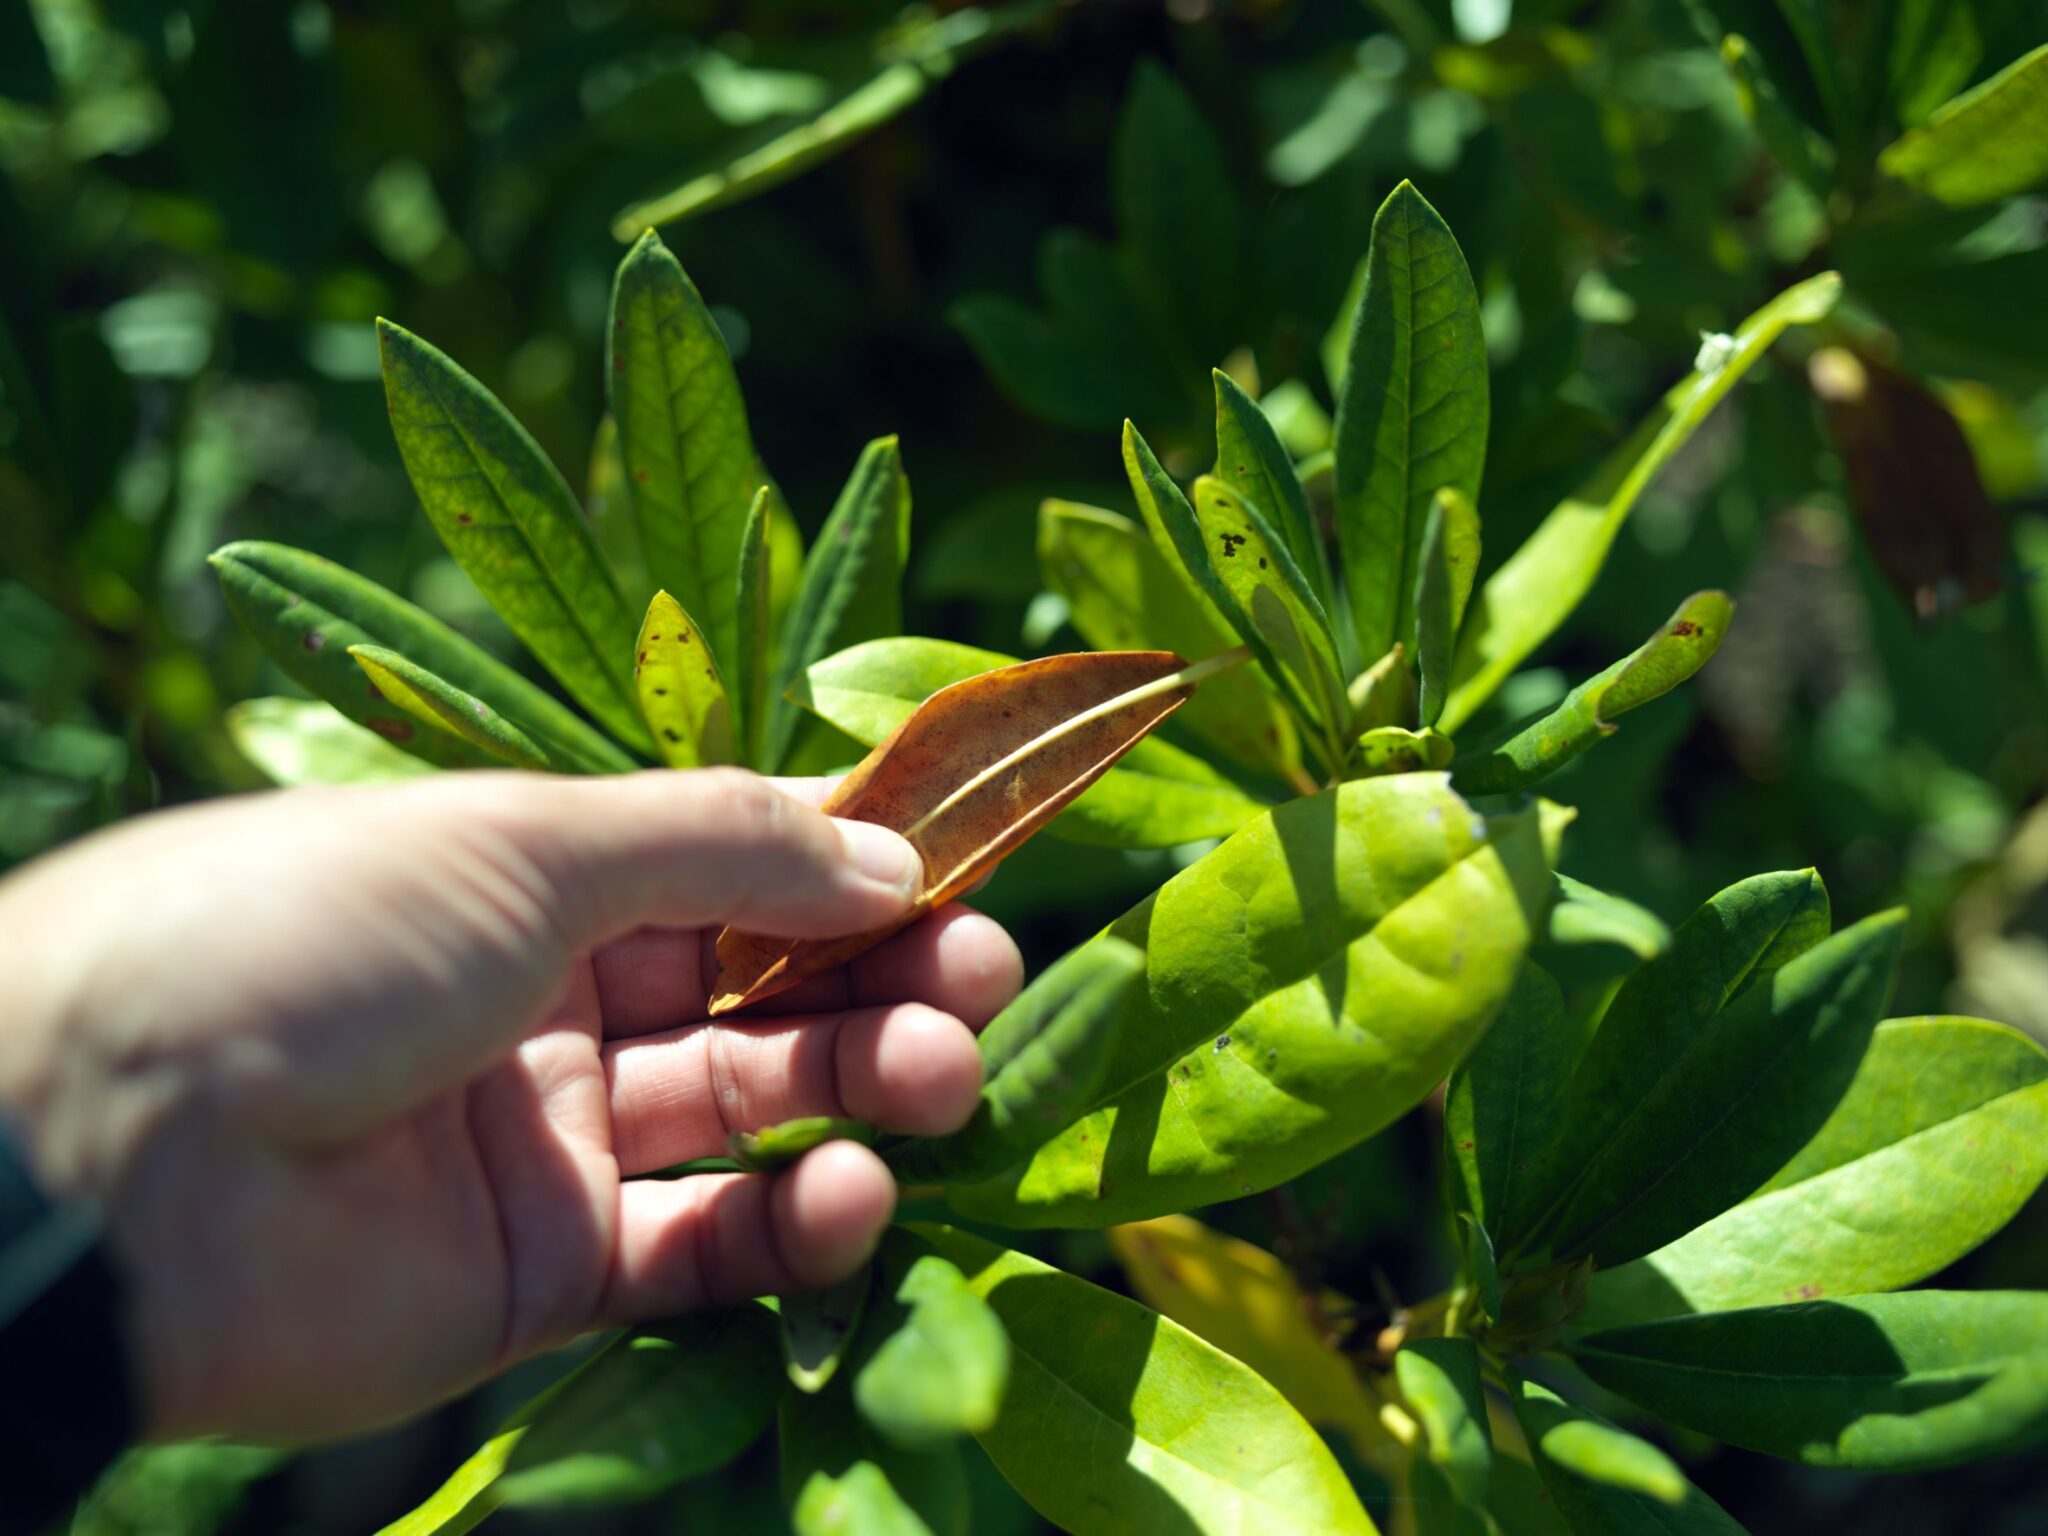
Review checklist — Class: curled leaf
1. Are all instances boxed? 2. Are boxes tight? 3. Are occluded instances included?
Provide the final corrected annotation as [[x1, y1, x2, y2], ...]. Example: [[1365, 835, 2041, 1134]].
[[710, 651, 1211, 1013], [1452, 591, 1732, 795], [729, 1116, 874, 1174]]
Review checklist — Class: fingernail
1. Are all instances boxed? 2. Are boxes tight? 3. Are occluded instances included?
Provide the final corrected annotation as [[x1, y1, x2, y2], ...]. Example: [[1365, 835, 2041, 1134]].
[[838, 819, 922, 898]]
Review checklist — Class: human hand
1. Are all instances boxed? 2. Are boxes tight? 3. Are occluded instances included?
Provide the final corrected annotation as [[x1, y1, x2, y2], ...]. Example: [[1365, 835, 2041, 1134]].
[[0, 770, 1021, 1444]]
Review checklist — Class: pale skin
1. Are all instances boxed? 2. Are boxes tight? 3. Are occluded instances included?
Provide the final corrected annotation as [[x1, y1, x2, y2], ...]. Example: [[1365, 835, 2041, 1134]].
[[0, 769, 1021, 1445]]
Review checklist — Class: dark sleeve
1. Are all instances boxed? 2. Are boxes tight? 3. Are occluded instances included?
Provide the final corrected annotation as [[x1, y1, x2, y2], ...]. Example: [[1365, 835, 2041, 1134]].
[[0, 1126, 138, 1536]]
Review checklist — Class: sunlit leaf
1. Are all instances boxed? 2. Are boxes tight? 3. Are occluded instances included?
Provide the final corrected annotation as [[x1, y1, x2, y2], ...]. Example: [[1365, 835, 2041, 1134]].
[[1333, 181, 1489, 668], [633, 591, 734, 768], [1452, 592, 1732, 794], [377, 321, 652, 753], [1879, 41, 2048, 205], [211, 541, 633, 774], [955, 778, 1551, 1226], [349, 645, 553, 772], [1506, 1375, 1725, 1532], [1394, 1338, 1491, 1507], [1190, 474, 1350, 750], [905, 1224, 1376, 1536], [607, 232, 773, 677], [1582, 1016, 2048, 1326], [1108, 1215, 1381, 1450], [1212, 370, 1331, 605], [763, 436, 910, 769]]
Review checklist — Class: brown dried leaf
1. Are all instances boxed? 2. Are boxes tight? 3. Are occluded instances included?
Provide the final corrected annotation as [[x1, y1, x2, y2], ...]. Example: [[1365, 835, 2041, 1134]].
[[1810, 347, 2007, 621], [709, 650, 1196, 1014]]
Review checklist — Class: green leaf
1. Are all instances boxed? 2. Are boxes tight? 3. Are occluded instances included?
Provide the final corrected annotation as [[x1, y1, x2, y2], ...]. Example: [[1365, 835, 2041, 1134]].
[[348, 646, 552, 772], [1039, 498, 1301, 778], [1395, 1338, 1491, 1507], [606, 232, 771, 678], [735, 487, 773, 766], [1506, 869, 1832, 1259], [1506, 1376, 1728, 1532], [1352, 726, 1453, 776], [790, 637, 1271, 848], [764, 436, 910, 768], [1445, 963, 1572, 1245], [780, 1383, 966, 1536], [1540, 909, 1907, 1269], [783, 1267, 871, 1394], [793, 1459, 937, 1536], [634, 591, 734, 768], [954, 778, 1551, 1226], [1332, 181, 1489, 668], [905, 1224, 1376, 1536], [1452, 592, 1733, 794], [1573, 1291, 2048, 1470], [211, 541, 633, 774], [889, 938, 1146, 1186], [1191, 474, 1350, 752], [854, 1242, 1011, 1449], [1115, 59, 1242, 355], [380, 1307, 778, 1533], [730, 1116, 874, 1174], [1414, 488, 1480, 728], [1879, 41, 2048, 206], [1440, 272, 1841, 734], [1213, 370, 1331, 605], [376, 322, 651, 753], [1546, 874, 1672, 960], [226, 699, 433, 786], [1120, 420, 1261, 652], [1582, 1016, 2048, 1328]]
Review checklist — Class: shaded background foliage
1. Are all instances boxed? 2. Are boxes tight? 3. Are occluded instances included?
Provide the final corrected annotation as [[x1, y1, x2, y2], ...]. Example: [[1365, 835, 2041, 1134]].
[[2, 0, 2045, 1531]]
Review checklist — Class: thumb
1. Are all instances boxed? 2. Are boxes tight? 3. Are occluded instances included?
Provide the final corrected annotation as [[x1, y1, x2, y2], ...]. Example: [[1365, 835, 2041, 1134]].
[[461, 768, 923, 947]]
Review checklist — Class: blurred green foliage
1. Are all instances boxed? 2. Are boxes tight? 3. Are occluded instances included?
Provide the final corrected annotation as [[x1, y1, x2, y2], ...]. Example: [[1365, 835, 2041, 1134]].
[[5, 0, 2047, 1531]]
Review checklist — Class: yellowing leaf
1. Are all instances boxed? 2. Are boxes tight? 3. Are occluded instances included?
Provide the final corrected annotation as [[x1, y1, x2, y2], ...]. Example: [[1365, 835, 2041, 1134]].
[[634, 591, 734, 768], [1108, 1215, 1382, 1457]]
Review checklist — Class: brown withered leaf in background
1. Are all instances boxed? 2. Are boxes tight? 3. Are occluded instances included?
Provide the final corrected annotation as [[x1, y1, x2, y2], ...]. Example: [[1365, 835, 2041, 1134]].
[[709, 650, 1193, 1014], [1809, 347, 2007, 621]]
